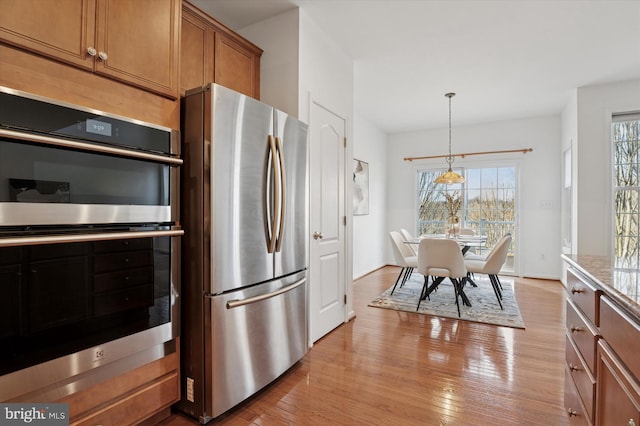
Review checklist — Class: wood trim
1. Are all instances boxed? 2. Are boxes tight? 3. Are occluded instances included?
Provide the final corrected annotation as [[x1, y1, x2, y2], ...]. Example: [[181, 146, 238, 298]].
[[58, 352, 178, 420], [182, 1, 263, 57], [0, 44, 179, 128]]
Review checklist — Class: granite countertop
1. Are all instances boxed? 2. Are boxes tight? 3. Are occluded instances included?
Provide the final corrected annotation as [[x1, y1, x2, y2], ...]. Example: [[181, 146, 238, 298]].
[[562, 254, 640, 321]]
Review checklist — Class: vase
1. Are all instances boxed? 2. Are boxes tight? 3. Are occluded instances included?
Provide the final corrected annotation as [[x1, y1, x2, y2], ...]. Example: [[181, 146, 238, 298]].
[[447, 215, 460, 237]]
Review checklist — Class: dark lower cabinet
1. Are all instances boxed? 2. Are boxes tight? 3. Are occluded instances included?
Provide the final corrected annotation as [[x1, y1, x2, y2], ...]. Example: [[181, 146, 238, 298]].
[[28, 256, 89, 333], [0, 264, 21, 339]]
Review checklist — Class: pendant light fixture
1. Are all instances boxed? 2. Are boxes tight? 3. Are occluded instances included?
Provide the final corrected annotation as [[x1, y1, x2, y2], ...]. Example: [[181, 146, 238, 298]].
[[434, 92, 465, 184]]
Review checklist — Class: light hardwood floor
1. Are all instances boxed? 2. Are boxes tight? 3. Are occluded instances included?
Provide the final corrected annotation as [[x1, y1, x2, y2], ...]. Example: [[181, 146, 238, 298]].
[[158, 266, 569, 425]]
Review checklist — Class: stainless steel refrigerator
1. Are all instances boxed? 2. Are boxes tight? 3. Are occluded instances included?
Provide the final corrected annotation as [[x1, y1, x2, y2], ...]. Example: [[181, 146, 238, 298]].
[[177, 83, 309, 423]]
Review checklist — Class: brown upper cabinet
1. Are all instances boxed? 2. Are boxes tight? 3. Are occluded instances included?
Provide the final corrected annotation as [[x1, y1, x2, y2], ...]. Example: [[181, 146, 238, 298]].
[[0, 0, 180, 99], [181, 1, 262, 99]]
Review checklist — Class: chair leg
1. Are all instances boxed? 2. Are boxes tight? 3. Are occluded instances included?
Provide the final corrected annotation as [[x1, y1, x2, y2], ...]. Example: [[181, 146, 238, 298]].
[[489, 274, 503, 299], [489, 274, 503, 309], [391, 267, 405, 295], [401, 267, 413, 286], [466, 272, 478, 287], [417, 275, 430, 311], [495, 274, 504, 290], [450, 278, 462, 317]]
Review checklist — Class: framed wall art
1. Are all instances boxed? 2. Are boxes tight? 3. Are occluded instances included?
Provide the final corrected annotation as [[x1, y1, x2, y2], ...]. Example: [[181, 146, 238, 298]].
[[353, 158, 369, 215]]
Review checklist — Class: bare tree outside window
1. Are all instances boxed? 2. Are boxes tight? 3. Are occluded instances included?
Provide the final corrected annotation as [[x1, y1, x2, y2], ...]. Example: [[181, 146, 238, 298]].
[[613, 116, 640, 268]]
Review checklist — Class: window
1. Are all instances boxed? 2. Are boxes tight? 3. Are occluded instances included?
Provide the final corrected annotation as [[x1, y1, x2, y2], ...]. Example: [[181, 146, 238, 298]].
[[417, 165, 517, 272], [613, 113, 640, 266]]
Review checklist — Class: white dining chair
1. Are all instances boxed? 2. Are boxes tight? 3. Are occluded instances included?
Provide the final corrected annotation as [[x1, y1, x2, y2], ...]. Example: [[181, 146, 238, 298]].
[[464, 233, 512, 309], [416, 238, 469, 317], [399, 228, 417, 255], [389, 231, 418, 294]]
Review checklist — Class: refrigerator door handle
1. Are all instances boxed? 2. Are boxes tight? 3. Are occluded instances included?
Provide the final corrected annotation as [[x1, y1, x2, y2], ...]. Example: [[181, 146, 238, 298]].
[[275, 136, 286, 252], [267, 135, 279, 253], [225, 277, 306, 309]]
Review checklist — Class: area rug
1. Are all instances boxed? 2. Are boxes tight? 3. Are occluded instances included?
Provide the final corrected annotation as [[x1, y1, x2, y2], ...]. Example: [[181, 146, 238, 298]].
[[368, 274, 525, 329]]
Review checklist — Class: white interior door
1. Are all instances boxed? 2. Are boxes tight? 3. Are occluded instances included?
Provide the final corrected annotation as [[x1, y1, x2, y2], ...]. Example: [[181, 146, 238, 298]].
[[309, 100, 346, 342]]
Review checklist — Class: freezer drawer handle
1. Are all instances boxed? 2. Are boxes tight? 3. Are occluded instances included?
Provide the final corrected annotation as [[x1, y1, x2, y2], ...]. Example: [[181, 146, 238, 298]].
[[226, 278, 306, 309]]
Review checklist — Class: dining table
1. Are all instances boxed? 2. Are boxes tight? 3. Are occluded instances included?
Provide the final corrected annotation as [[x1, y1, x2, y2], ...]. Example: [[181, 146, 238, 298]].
[[405, 233, 487, 254], [405, 233, 488, 306]]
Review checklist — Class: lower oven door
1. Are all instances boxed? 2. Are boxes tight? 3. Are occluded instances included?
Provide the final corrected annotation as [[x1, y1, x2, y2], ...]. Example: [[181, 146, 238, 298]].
[[0, 226, 182, 402]]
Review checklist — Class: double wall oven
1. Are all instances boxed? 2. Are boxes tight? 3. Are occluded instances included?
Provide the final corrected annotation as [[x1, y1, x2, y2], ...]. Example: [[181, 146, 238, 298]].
[[0, 87, 183, 402]]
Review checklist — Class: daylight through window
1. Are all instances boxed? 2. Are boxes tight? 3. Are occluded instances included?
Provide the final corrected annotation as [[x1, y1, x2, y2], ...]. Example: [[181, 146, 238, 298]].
[[417, 165, 517, 272]]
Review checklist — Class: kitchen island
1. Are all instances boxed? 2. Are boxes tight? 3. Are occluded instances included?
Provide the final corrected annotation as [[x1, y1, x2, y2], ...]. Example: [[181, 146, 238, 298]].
[[561, 254, 640, 425]]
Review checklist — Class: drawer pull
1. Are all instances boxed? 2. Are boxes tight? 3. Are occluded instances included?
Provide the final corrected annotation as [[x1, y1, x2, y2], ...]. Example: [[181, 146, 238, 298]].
[[629, 420, 636, 426], [570, 324, 583, 333], [570, 287, 584, 294], [568, 362, 581, 372], [567, 408, 578, 417]]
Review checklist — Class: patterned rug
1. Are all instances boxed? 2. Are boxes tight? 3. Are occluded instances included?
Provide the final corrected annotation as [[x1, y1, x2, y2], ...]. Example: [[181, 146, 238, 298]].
[[368, 273, 525, 329]]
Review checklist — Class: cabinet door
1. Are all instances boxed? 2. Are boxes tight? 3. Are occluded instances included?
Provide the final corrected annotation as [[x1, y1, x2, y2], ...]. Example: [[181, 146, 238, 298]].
[[0, 264, 21, 339], [0, 0, 96, 70], [28, 257, 89, 333], [597, 341, 640, 426], [180, 4, 215, 95], [214, 32, 260, 98], [94, 0, 180, 98]]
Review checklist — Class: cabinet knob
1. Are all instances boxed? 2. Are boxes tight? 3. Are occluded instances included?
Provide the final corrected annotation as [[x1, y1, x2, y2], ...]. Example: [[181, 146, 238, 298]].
[[87, 46, 97, 56], [313, 231, 324, 240], [629, 419, 636, 426], [568, 362, 580, 372], [567, 408, 578, 417], [570, 287, 584, 294], [570, 324, 583, 333], [98, 51, 108, 61]]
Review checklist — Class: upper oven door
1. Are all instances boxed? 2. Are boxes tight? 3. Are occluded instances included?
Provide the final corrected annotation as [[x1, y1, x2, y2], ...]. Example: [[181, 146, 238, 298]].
[[0, 138, 180, 226], [0, 86, 181, 227]]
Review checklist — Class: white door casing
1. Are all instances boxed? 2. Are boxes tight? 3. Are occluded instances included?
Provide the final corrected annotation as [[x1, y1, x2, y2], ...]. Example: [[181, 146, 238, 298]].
[[309, 100, 346, 343]]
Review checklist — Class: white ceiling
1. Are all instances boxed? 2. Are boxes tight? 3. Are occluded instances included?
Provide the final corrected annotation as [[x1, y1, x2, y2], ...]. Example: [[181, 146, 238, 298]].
[[191, 0, 640, 133]]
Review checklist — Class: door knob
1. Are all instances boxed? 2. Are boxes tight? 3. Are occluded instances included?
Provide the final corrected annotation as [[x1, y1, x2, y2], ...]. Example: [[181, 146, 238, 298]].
[[313, 231, 323, 240]]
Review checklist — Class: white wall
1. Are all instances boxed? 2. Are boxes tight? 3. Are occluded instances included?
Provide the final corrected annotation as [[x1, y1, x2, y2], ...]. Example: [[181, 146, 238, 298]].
[[387, 115, 562, 279], [239, 10, 299, 117], [352, 113, 388, 278], [239, 7, 356, 314], [574, 79, 640, 256]]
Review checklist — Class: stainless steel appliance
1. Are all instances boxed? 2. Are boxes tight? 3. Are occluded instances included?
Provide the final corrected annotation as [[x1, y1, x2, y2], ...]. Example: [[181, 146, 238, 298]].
[[0, 87, 183, 402], [177, 84, 309, 422]]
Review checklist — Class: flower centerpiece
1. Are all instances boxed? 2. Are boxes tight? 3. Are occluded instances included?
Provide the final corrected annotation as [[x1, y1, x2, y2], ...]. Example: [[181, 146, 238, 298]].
[[443, 191, 462, 236]]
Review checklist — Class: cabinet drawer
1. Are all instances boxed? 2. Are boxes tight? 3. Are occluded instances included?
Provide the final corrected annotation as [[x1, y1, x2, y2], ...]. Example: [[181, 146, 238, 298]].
[[93, 250, 153, 273], [72, 371, 179, 426], [565, 366, 591, 426], [93, 266, 154, 293], [93, 238, 153, 253], [596, 340, 640, 426], [599, 296, 640, 378], [93, 284, 153, 317], [566, 299, 600, 375], [566, 335, 596, 422], [567, 268, 601, 326]]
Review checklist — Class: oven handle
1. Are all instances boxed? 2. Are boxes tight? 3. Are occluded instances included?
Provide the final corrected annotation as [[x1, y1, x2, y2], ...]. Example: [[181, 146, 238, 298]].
[[0, 128, 183, 165], [225, 278, 306, 309], [0, 229, 184, 248]]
